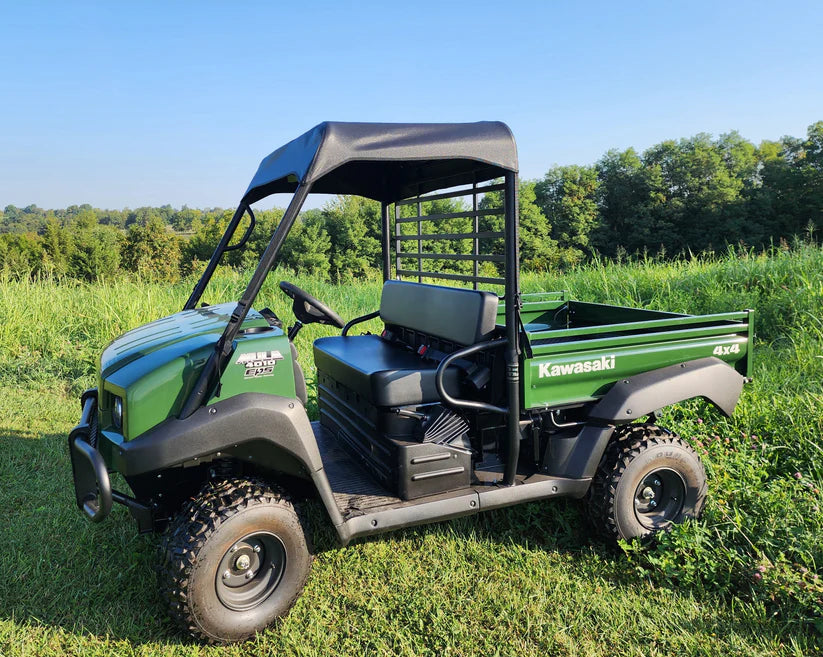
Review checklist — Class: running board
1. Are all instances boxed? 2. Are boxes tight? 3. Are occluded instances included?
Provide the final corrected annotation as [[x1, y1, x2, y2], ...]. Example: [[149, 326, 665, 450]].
[[336, 475, 590, 544]]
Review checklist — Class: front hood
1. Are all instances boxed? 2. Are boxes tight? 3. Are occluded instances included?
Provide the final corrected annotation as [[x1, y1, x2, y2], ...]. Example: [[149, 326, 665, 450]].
[[99, 303, 274, 440], [101, 303, 267, 378]]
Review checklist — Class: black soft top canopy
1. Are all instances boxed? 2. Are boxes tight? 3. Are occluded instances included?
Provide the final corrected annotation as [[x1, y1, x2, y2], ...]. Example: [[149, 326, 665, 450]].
[[242, 121, 518, 204]]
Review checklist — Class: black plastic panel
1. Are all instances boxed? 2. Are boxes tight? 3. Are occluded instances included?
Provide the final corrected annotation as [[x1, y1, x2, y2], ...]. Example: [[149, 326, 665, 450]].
[[317, 372, 471, 500], [589, 357, 745, 421]]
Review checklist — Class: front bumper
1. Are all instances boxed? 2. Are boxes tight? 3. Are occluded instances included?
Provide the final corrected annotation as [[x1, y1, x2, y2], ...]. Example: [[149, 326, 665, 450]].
[[68, 389, 112, 521], [68, 388, 153, 531]]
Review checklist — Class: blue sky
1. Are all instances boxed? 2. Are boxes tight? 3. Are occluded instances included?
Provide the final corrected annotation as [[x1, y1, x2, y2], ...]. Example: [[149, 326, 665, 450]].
[[1, 1, 821, 210]]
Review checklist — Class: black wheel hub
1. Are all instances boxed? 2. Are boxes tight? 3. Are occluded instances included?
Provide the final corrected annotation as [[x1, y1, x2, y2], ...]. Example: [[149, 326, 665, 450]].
[[633, 468, 686, 530], [215, 531, 287, 611]]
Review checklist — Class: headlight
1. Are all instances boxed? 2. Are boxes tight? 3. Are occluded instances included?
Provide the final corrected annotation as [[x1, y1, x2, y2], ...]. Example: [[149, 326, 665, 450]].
[[112, 396, 123, 431]]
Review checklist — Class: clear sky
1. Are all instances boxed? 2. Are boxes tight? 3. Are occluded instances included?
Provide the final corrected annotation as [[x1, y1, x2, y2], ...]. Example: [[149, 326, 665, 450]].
[[1, 0, 821, 211]]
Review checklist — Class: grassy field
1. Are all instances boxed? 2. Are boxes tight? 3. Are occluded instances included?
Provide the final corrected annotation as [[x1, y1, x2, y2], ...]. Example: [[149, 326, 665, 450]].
[[0, 245, 821, 656]]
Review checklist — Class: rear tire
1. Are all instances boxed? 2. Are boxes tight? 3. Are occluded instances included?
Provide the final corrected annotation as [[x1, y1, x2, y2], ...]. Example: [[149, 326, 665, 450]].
[[158, 477, 312, 644], [587, 424, 707, 541]]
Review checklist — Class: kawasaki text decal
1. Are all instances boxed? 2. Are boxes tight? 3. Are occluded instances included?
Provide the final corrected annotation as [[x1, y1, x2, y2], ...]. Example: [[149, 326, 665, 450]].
[[538, 355, 615, 378]]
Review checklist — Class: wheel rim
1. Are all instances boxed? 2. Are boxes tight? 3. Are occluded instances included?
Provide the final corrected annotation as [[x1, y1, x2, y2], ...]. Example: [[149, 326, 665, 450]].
[[215, 531, 287, 611], [633, 468, 686, 530]]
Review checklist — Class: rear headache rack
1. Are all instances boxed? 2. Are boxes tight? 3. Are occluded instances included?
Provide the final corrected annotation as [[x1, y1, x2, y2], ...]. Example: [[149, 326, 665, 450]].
[[394, 181, 506, 290]]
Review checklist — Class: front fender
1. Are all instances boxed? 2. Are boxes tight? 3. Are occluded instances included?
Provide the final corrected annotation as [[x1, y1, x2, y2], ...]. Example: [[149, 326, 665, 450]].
[[113, 393, 345, 530], [589, 357, 745, 423], [113, 393, 322, 477]]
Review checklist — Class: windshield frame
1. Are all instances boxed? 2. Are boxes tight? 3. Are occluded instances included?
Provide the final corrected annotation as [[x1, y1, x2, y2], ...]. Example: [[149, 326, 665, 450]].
[[179, 183, 312, 418]]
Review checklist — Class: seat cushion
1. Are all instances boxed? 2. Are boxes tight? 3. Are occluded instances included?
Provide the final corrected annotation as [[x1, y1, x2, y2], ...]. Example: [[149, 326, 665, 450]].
[[379, 280, 499, 346], [313, 334, 461, 407]]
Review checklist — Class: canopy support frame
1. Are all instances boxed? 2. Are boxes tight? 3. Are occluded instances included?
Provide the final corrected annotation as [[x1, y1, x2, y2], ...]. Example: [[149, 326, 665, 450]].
[[179, 183, 312, 418]]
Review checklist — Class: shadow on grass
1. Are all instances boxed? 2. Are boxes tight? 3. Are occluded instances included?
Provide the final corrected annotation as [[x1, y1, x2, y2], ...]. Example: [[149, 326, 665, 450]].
[[0, 425, 811, 651], [0, 428, 185, 645]]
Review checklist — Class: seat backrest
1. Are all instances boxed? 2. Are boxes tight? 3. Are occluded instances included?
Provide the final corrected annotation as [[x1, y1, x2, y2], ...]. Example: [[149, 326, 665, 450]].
[[379, 280, 499, 346]]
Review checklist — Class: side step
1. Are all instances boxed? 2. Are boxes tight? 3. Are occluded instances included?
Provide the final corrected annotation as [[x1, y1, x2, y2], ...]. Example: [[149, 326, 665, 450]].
[[311, 422, 590, 545], [337, 475, 590, 544]]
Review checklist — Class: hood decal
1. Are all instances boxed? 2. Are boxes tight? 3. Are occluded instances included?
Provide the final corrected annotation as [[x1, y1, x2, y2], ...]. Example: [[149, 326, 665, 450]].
[[235, 350, 284, 378]]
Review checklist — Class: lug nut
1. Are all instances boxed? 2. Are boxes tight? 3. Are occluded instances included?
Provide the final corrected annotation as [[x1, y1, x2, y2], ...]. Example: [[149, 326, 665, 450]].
[[653, 479, 662, 487], [649, 500, 658, 508], [253, 545, 261, 553], [245, 571, 254, 579], [222, 570, 230, 580]]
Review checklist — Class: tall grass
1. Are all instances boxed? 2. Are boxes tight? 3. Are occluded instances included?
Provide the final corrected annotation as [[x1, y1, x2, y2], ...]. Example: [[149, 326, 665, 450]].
[[0, 244, 821, 654], [0, 268, 384, 391], [2, 244, 820, 388]]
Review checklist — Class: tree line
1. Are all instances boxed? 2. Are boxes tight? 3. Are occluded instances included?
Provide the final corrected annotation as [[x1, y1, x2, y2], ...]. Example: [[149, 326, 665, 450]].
[[1, 121, 821, 282]]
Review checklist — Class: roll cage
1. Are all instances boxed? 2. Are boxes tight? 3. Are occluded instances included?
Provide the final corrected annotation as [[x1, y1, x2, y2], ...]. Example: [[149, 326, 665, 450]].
[[180, 121, 523, 485]]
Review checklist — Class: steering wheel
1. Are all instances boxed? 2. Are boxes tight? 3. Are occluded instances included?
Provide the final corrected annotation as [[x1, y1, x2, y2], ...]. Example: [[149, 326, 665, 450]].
[[279, 281, 345, 329]]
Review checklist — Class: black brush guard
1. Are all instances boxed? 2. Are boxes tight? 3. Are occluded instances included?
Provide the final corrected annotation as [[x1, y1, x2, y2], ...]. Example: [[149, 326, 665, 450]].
[[68, 389, 153, 532]]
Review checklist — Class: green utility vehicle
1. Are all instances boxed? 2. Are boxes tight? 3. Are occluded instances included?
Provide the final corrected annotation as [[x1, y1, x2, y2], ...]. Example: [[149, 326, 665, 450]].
[[69, 122, 753, 643]]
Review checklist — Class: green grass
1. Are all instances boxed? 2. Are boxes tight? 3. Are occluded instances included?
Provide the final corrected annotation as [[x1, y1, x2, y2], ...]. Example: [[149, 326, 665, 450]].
[[1, 245, 822, 656]]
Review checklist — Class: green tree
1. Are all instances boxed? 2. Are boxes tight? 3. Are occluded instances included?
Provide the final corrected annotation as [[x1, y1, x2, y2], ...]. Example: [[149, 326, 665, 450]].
[[241, 208, 285, 269], [322, 196, 381, 279], [535, 165, 600, 264], [790, 122, 823, 236], [753, 124, 823, 244], [183, 207, 295, 273], [184, 210, 241, 266], [280, 213, 333, 279], [126, 206, 163, 228], [0, 232, 46, 277], [170, 206, 202, 232], [640, 134, 748, 253], [41, 216, 73, 276], [0, 205, 47, 234], [592, 148, 649, 256], [479, 180, 557, 272], [72, 208, 99, 232], [121, 217, 183, 281], [97, 209, 126, 229], [70, 224, 121, 281], [518, 181, 558, 270], [394, 196, 476, 276]]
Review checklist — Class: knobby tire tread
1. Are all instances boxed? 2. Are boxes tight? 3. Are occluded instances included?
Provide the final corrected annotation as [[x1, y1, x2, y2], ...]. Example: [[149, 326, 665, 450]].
[[587, 424, 707, 540], [157, 477, 311, 644]]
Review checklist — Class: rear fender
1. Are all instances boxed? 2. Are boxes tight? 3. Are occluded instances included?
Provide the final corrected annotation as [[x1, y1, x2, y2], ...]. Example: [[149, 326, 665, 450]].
[[548, 357, 745, 479], [588, 356, 745, 423]]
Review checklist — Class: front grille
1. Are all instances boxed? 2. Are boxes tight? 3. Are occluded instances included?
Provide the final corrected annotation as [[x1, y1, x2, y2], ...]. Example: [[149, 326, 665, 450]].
[[88, 399, 99, 449]]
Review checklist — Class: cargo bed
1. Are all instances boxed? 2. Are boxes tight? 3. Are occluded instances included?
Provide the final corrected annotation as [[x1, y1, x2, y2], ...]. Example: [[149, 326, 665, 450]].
[[499, 292, 753, 409]]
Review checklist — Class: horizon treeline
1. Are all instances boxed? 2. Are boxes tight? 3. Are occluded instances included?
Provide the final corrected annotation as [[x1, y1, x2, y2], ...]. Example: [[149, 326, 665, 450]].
[[1, 121, 821, 282]]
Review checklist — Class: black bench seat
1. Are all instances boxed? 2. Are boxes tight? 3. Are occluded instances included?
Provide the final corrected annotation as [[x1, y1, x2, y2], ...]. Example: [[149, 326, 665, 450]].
[[313, 335, 460, 407], [313, 281, 500, 408], [313, 281, 501, 499]]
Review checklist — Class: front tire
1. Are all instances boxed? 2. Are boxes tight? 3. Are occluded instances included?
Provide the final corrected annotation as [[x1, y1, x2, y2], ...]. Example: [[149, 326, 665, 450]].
[[587, 424, 707, 541], [158, 478, 312, 643]]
